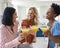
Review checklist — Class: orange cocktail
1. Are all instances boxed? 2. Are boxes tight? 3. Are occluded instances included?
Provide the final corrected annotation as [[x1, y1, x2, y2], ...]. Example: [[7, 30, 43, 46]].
[[31, 26, 38, 32], [21, 28, 30, 34], [40, 26, 49, 33]]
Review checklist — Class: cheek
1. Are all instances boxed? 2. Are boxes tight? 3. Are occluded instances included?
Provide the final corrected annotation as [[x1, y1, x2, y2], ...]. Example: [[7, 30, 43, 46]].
[[46, 13, 52, 19], [13, 16, 15, 20], [48, 13, 51, 16], [13, 15, 16, 22]]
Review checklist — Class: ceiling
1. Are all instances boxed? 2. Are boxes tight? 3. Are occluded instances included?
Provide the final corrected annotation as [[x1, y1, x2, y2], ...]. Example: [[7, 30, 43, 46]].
[[11, 0, 60, 7]]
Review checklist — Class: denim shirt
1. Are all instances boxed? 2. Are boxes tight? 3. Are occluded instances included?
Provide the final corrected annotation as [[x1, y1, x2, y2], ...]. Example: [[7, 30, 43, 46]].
[[49, 21, 60, 48]]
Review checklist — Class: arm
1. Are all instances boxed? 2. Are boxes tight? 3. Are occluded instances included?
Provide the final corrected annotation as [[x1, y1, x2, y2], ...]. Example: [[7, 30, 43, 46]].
[[5, 37, 21, 48], [21, 20, 30, 28], [47, 31, 60, 43], [0, 28, 25, 48], [44, 22, 60, 43], [0, 30, 21, 48]]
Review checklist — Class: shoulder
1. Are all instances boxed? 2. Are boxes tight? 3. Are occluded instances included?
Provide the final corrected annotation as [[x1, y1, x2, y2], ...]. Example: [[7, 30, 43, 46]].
[[51, 21, 60, 36], [0, 24, 6, 29], [0, 24, 6, 34], [22, 19, 28, 22], [53, 21, 60, 27], [21, 19, 30, 27], [22, 19, 28, 24], [52, 21, 60, 30]]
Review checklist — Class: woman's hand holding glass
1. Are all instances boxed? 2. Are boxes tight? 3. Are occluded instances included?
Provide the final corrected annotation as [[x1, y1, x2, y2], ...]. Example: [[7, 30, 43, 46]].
[[40, 26, 50, 36], [30, 25, 39, 32], [19, 25, 39, 44], [19, 31, 35, 44], [18, 33, 25, 43], [30, 25, 39, 43]]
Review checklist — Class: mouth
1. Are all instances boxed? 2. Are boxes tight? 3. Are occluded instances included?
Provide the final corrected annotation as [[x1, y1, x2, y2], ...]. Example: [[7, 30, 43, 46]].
[[46, 15, 49, 19]]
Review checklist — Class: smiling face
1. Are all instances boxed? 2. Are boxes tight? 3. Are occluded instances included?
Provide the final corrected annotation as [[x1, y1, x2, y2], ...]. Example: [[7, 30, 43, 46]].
[[27, 9, 35, 20], [46, 7, 56, 20]]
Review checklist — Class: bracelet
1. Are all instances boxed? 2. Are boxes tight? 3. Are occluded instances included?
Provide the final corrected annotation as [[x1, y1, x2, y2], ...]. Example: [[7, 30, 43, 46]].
[[19, 40, 22, 43]]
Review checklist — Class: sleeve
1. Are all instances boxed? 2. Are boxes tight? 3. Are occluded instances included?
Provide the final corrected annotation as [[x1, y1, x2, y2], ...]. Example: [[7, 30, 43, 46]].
[[52, 22, 60, 36], [0, 28, 21, 48], [5, 37, 21, 48], [21, 20, 27, 26], [21, 20, 30, 28]]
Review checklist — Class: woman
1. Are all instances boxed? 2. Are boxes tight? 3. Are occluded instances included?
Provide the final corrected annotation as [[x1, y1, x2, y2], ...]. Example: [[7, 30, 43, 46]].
[[18, 7, 38, 48], [21, 7, 38, 28], [22, 7, 38, 42], [44, 3, 60, 48], [0, 7, 25, 48]]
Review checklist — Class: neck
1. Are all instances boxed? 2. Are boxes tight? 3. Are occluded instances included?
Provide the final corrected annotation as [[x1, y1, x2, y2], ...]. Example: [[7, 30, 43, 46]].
[[49, 19, 55, 26]]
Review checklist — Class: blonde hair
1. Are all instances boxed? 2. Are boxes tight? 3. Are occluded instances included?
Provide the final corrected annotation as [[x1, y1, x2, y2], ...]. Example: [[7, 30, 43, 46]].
[[29, 7, 38, 25]]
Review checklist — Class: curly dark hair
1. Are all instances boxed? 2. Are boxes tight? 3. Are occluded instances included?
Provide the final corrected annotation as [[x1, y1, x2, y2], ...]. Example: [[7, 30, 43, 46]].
[[2, 7, 16, 26], [51, 3, 60, 16]]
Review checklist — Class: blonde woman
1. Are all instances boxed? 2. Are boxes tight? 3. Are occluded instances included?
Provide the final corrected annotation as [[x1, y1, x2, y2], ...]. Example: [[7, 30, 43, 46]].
[[21, 7, 38, 28], [18, 7, 38, 48], [21, 7, 38, 43]]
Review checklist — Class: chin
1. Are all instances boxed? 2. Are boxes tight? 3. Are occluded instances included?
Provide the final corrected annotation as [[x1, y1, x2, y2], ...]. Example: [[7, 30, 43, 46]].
[[46, 16, 48, 19], [46, 16, 49, 19]]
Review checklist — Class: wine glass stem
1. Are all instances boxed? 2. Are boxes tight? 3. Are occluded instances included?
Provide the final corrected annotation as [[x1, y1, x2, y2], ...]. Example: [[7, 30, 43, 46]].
[[25, 33, 27, 42], [43, 33, 45, 40]]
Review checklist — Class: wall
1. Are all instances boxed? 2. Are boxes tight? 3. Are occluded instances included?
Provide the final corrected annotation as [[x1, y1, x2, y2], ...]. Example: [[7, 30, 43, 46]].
[[17, 6, 27, 25], [17, 6, 49, 26], [0, 0, 13, 25]]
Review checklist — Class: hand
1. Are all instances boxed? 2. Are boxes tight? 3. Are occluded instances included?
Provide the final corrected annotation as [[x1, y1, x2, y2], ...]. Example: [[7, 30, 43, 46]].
[[28, 30, 36, 36], [44, 30, 50, 36], [26, 34, 34, 44], [44, 31, 49, 36], [18, 33, 25, 43], [44, 26, 51, 36]]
